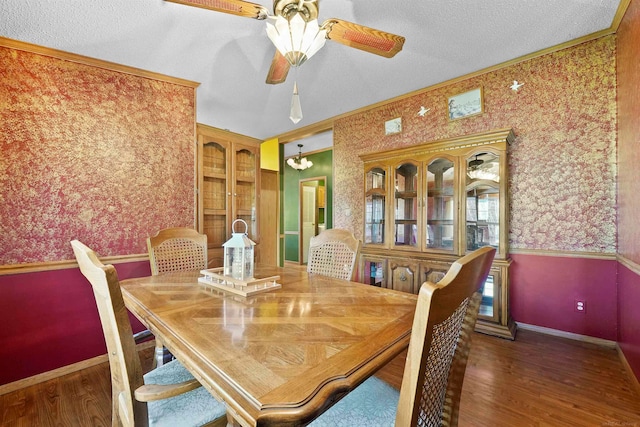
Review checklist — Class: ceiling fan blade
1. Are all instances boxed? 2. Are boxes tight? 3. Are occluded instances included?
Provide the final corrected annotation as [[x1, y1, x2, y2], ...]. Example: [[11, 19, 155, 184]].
[[322, 18, 405, 58], [266, 50, 290, 84], [164, 0, 269, 19]]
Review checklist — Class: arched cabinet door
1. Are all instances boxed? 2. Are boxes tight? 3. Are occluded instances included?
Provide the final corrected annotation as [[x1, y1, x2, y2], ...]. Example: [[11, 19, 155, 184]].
[[392, 160, 421, 251], [464, 148, 508, 259], [424, 154, 458, 254], [200, 139, 230, 264], [364, 164, 389, 248], [233, 145, 259, 241]]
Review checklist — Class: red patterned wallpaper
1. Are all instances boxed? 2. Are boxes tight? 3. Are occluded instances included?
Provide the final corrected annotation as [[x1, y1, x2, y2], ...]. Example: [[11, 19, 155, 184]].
[[0, 45, 197, 264], [334, 37, 617, 254], [617, 0, 640, 264]]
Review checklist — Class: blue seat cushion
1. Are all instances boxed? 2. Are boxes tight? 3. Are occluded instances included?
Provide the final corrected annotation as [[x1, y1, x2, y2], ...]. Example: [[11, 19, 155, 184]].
[[309, 376, 399, 427], [144, 359, 226, 427]]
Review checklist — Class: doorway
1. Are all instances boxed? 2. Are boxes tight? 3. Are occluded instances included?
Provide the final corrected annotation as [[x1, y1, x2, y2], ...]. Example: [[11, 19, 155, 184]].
[[299, 177, 326, 264]]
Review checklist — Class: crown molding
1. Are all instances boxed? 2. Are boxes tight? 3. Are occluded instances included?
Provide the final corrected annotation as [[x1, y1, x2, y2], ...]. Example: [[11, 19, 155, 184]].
[[267, 1, 630, 144], [0, 36, 199, 88]]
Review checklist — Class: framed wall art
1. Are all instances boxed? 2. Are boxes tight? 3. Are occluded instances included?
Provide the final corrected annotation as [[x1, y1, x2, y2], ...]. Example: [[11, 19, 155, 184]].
[[448, 87, 483, 120]]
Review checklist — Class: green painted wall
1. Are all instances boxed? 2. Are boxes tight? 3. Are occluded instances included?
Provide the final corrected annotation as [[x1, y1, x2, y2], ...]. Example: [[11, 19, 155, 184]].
[[282, 149, 333, 262]]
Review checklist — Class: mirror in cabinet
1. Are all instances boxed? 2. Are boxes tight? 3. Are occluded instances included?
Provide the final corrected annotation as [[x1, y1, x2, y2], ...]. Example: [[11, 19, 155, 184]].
[[425, 157, 457, 253], [394, 162, 419, 249], [364, 166, 386, 246]]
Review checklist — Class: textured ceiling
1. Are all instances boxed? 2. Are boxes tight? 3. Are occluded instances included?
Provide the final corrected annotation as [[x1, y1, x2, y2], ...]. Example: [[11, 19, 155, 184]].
[[1, 0, 622, 151]]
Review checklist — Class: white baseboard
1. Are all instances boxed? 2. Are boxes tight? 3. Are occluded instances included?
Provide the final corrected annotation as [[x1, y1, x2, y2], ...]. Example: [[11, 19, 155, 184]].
[[516, 322, 617, 348]]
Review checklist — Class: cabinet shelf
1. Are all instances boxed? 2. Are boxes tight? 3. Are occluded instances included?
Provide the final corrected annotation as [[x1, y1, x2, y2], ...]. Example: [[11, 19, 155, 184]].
[[204, 208, 226, 216], [366, 188, 386, 196], [395, 219, 417, 224], [428, 189, 454, 197], [395, 191, 417, 198], [427, 219, 454, 224], [236, 176, 256, 183], [203, 171, 226, 180]]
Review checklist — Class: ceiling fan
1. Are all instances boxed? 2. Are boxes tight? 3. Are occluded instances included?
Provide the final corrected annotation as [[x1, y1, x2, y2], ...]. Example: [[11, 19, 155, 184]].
[[165, 0, 406, 84]]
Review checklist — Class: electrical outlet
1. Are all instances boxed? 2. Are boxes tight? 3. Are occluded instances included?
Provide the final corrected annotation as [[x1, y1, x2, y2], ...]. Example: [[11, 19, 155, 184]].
[[575, 300, 586, 313]]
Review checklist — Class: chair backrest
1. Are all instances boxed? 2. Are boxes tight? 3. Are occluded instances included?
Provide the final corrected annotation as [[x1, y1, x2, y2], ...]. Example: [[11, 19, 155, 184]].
[[71, 240, 147, 427], [147, 227, 208, 275], [396, 246, 496, 427], [307, 228, 361, 281]]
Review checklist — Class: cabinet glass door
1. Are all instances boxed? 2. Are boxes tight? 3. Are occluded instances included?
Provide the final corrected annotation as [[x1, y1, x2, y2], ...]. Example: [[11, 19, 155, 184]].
[[466, 152, 500, 252], [234, 147, 257, 240], [425, 157, 456, 252], [365, 167, 386, 245], [360, 256, 387, 287], [202, 141, 228, 249], [394, 162, 419, 248]]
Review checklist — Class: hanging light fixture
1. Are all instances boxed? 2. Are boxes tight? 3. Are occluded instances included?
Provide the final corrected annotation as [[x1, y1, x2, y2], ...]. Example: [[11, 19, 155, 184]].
[[287, 143, 313, 170]]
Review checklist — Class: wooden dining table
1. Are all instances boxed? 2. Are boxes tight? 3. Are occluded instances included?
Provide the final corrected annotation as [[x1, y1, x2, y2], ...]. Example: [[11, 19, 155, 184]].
[[120, 265, 417, 426]]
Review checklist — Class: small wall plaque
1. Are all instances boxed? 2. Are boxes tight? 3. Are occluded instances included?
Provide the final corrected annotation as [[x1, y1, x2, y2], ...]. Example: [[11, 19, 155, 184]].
[[385, 117, 402, 135]]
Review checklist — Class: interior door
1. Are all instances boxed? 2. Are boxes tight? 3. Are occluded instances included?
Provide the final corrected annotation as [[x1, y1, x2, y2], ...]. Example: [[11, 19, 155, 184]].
[[259, 169, 278, 266], [302, 185, 317, 263]]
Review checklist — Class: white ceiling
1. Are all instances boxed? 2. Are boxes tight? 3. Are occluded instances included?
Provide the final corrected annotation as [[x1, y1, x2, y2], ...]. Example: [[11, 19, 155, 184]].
[[1, 0, 622, 154]]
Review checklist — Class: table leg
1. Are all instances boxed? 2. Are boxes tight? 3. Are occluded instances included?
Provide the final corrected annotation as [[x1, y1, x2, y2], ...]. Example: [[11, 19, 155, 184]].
[[226, 411, 243, 427], [151, 338, 175, 368]]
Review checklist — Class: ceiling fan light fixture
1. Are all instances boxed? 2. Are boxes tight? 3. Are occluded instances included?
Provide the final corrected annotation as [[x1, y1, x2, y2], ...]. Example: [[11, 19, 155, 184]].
[[266, 13, 327, 67]]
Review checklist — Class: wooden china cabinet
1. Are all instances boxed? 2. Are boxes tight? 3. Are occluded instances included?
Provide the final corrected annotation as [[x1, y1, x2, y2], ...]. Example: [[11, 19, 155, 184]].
[[196, 124, 261, 267], [359, 128, 516, 339]]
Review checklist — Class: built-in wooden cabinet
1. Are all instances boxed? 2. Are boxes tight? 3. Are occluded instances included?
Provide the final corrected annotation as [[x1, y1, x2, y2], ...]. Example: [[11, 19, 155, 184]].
[[358, 128, 516, 339], [196, 124, 261, 267]]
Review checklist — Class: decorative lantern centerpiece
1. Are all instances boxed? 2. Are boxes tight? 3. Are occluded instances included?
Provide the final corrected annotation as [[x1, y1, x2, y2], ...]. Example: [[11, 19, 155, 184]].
[[223, 219, 256, 281], [199, 218, 280, 296]]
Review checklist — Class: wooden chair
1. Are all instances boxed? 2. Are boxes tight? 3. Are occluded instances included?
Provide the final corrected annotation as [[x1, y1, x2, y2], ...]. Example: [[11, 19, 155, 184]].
[[310, 246, 496, 427], [146, 227, 208, 367], [307, 228, 361, 281], [147, 227, 208, 276], [70, 240, 226, 427]]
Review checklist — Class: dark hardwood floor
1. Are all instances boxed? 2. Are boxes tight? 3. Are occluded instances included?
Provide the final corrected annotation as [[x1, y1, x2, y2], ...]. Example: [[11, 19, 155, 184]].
[[1, 329, 639, 426]]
